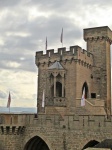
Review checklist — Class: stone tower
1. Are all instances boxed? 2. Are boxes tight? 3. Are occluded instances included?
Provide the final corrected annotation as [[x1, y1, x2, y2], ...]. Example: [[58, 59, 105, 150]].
[[35, 26, 112, 116], [84, 26, 112, 115], [35, 46, 93, 115]]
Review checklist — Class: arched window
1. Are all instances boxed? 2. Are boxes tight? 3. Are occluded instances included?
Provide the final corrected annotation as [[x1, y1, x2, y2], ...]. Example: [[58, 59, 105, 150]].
[[50, 82, 62, 97], [56, 82, 62, 97], [51, 84, 54, 97], [82, 82, 88, 98]]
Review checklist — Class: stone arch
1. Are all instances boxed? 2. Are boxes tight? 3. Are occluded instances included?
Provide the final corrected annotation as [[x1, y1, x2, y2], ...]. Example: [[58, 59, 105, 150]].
[[24, 136, 50, 150], [82, 81, 88, 98], [82, 140, 99, 150], [24, 133, 53, 150], [56, 73, 62, 80]]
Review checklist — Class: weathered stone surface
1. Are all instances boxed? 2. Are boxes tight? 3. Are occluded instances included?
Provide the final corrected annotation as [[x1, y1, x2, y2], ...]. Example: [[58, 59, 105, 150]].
[[0, 26, 112, 150]]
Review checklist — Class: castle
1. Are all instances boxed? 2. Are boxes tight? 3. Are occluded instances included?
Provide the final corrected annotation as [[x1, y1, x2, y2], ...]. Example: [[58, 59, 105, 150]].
[[0, 26, 112, 150]]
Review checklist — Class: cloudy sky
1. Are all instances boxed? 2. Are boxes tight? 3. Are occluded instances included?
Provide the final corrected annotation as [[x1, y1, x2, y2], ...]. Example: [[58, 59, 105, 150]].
[[0, 0, 112, 108]]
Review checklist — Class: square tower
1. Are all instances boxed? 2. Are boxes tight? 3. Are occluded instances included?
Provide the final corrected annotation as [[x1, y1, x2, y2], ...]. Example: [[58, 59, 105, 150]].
[[84, 26, 112, 115], [35, 46, 93, 115], [35, 26, 112, 116]]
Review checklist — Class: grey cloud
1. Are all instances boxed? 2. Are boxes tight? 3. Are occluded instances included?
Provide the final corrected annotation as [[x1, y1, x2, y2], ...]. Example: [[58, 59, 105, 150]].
[[84, 0, 112, 6], [0, 0, 112, 107], [31, 0, 112, 9], [25, 0, 65, 8], [0, 90, 7, 99], [0, 5, 82, 72], [27, 15, 82, 44], [0, 0, 109, 74], [0, 52, 36, 72], [0, 0, 22, 9]]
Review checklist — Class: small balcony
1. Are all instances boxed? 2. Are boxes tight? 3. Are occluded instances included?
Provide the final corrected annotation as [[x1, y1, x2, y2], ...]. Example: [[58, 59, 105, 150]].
[[46, 97, 66, 107]]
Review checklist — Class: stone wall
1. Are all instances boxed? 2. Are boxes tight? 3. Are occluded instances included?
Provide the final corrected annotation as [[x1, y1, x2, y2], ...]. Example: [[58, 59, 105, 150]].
[[35, 46, 93, 114], [1, 114, 112, 150], [85, 148, 111, 150], [84, 26, 112, 114]]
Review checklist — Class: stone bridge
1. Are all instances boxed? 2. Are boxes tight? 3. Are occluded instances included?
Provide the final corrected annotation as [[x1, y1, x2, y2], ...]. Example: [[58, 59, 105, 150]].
[[0, 113, 112, 150]]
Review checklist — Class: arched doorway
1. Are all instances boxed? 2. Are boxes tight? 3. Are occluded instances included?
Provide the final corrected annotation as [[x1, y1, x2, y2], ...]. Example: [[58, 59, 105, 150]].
[[82, 140, 99, 149], [82, 82, 88, 98], [24, 136, 50, 150]]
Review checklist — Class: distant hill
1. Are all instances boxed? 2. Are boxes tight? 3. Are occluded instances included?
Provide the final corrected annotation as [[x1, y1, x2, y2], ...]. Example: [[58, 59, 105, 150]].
[[0, 106, 37, 114]]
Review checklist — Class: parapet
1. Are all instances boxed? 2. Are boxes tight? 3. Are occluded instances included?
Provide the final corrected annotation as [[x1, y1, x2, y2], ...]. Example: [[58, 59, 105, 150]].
[[1, 114, 112, 132], [84, 26, 112, 43], [35, 46, 93, 66]]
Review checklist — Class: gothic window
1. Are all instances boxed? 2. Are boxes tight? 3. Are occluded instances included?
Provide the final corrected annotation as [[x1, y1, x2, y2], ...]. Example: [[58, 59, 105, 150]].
[[51, 82, 62, 97], [56, 82, 62, 97], [50, 73, 53, 84], [51, 84, 54, 97], [82, 82, 88, 98], [56, 74, 62, 82]]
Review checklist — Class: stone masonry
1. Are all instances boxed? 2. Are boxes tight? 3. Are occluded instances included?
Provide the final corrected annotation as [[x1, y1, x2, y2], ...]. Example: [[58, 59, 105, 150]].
[[0, 26, 112, 150]]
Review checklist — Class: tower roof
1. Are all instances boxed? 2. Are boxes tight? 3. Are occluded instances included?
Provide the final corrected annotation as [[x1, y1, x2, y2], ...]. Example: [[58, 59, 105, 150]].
[[49, 61, 64, 70]]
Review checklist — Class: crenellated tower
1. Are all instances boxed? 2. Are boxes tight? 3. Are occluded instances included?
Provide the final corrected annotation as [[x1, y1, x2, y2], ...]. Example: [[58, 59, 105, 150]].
[[84, 26, 112, 115], [35, 46, 93, 115], [35, 26, 112, 116]]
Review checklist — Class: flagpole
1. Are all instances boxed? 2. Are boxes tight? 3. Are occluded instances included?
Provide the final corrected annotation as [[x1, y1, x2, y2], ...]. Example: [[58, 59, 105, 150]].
[[7, 92, 11, 113], [62, 28, 63, 47], [45, 37, 47, 51], [61, 28, 63, 47], [9, 106, 10, 113]]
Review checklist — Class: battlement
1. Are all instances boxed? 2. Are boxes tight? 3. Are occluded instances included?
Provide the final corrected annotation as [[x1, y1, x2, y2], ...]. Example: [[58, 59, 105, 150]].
[[0, 113, 33, 126], [84, 26, 112, 43], [1, 114, 112, 132], [35, 45, 93, 66], [33, 114, 112, 131]]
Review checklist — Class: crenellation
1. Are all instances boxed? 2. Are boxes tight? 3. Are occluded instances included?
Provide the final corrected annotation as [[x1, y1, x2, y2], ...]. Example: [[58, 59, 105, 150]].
[[58, 47, 66, 54], [36, 51, 43, 57], [11, 113, 112, 130], [1, 114, 112, 149], [46, 49, 54, 54], [70, 45, 79, 55], [2, 26, 112, 150], [35, 46, 93, 69], [84, 26, 112, 41]]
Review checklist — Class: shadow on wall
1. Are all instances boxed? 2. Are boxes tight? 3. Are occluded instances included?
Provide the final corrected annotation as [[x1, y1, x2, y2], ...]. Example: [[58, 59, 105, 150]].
[[82, 140, 99, 150], [24, 136, 50, 150]]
